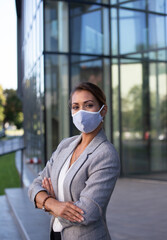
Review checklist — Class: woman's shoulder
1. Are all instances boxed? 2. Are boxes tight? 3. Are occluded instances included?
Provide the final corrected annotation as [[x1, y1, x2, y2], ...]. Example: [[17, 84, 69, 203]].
[[99, 139, 119, 159], [52, 135, 80, 154], [94, 130, 120, 161], [97, 130, 118, 153]]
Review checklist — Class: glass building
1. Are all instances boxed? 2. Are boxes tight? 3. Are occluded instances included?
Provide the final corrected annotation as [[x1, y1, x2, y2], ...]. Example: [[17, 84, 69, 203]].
[[15, 0, 167, 179]]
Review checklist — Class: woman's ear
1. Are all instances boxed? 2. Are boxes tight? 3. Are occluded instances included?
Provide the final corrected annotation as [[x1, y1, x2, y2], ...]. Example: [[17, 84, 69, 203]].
[[101, 105, 107, 117]]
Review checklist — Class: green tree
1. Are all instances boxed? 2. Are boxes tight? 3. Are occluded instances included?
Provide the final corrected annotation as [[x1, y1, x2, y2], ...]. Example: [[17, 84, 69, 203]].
[[4, 89, 23, 129], [0, 85, 5, 128], [122, 85, 142, 132]]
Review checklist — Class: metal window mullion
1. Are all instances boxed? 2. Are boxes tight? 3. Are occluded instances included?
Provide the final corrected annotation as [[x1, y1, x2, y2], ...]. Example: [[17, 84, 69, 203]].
[[68, 1, 73, 137], [117, 2, 123, 176], [109, 5, 113, 143]]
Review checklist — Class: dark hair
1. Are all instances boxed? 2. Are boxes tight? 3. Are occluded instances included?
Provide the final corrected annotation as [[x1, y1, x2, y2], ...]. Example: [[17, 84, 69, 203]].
[[69, 82, 106, 107]]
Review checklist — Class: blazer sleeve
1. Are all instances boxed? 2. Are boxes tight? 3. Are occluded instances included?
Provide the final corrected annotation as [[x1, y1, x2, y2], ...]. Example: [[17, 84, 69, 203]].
[[59, 147, 120, 227], [28, 139, 66, 206]]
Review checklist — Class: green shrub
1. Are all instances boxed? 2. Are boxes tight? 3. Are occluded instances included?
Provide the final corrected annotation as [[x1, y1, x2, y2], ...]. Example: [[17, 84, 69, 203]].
[[0, 153, 20, 195]]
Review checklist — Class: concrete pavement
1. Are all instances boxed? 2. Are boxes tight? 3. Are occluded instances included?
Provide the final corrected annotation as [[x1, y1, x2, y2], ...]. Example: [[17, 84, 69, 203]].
[[0, 195, 22, 240], [107, 178, 167, 240], [1, 177, 167, 240]]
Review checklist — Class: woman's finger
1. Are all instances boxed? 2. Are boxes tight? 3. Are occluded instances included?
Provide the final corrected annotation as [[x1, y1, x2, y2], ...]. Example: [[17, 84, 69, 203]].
[[42, 177, 51, 192], [42, 177, 55, 197], [58, 202, 84, 222], [48, 178, 55, 196]]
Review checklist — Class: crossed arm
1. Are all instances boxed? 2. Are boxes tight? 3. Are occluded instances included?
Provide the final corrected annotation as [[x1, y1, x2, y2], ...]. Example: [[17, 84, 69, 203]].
[[29, 143, 120, 227], [34, 177, 84, 223]]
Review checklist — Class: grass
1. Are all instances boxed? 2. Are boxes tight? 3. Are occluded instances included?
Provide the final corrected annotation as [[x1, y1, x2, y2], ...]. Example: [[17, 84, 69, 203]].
[[0, 153, 20, 195]]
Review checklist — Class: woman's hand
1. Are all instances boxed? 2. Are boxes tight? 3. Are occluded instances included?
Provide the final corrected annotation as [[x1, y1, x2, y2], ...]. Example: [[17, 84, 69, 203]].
[[46, 198, 84, 223], [42, 177, 55, 197], [42, 177, 84, 222]]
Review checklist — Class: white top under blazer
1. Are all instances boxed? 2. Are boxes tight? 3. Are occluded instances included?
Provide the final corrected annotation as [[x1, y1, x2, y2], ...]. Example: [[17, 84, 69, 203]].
[[53, 152, 73, 232]]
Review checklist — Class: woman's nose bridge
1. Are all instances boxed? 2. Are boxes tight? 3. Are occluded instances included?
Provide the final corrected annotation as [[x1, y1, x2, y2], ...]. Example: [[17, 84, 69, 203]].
[[79, 104, 85, 110]]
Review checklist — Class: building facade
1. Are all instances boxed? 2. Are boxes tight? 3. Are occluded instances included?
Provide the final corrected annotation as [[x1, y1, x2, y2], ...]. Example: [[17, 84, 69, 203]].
[[15, 0, 167, 179]]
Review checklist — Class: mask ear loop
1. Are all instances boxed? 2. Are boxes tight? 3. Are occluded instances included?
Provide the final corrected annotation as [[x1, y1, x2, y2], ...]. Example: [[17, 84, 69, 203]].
[[99, 105, 105, 123], [98, 105, 105, 113]]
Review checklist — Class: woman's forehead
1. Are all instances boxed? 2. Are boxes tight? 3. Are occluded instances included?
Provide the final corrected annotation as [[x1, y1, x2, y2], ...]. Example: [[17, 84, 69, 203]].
[[72, 90, 97, 103]]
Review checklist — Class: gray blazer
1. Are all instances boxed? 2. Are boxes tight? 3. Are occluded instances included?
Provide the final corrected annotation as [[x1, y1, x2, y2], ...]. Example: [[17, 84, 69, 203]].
[[28, 129, 120, 240]]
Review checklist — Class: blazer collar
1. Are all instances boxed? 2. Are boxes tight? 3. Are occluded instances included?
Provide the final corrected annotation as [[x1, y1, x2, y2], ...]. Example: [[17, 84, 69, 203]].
[[52, 129, 107, 198], [63, 129, 107, 201], [52, 134, 82, 197]]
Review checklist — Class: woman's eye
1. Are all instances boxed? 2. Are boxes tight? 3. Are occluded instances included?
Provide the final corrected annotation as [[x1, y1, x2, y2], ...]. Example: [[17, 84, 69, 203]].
[[85, 104, 93, 108], [72, 106, 79, 110]]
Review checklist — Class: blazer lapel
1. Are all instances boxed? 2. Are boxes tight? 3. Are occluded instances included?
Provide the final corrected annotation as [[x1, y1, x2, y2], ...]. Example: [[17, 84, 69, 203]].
[[52, 135, 82, 197], [63, 129, 107, 201]]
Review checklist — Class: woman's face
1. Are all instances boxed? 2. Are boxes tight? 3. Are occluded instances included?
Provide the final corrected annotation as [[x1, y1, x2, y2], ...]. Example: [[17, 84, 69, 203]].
[[71, 90, 101, 115]]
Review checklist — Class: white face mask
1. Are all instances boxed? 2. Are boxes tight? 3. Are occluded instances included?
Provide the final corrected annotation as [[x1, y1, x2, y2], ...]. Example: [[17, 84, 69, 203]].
[[72, 105, 104, 133]]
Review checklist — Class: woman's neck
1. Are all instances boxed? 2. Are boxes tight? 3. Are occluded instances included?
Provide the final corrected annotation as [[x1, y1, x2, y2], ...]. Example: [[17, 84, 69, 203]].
[[80, 123, 102, 147]]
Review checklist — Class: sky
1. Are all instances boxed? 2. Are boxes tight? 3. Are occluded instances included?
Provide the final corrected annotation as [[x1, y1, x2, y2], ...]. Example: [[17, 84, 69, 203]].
[[0, 0, 17, 90]]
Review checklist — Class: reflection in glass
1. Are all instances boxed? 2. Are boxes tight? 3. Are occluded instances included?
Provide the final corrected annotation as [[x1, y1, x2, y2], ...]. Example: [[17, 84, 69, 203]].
[[121, 61, 150, 174], [45, 54, 69, 159], [119, 0, 146, 10], [23, 2, 45, 170], [149, 14, 166, 49], [71, 55, 103, 87], [111, 8, 118, 55], [150, 63, 167, 171], [70, 4, 109, 55], [148, 0, 166, 14], [110, 0, 117, 4], [23, 57, 45, 170], [75, 0, 109, 3], [112, 58, 120, 152], [71, 55, 111, 140], [119, 9, 146, 54], [45, 1, 68, 52]]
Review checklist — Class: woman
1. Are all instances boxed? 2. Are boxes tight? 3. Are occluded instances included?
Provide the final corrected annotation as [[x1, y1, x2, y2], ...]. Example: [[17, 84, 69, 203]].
[[28, 82, 120, 240]]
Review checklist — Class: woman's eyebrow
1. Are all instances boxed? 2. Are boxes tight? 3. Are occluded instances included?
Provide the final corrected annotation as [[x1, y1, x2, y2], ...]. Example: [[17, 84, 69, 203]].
[[71, 102, 79, 105], [83, 100, 94, 104], [72, 100, 94, 105]]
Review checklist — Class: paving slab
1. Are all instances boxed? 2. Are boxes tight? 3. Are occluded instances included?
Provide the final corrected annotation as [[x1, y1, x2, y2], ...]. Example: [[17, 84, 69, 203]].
[[3, 178, 167, 240], [0, 195, 22, 240], [107, 178, 167, 240], [5, 188, 50, 240]]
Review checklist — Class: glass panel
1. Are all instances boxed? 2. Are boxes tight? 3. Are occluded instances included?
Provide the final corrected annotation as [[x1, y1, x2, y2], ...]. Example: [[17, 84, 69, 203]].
[[73, 0, 109, 4], [149, 14, 166, 49], [112, 58, 120, 152], [110, 0, 117, 4], [71, 55, 111, 137], [36, 7, 40, 57], [150, 63, 167, 171], [119, 0, 146, 10], [71, 55, 103, 87], [23, 57, 45, 172], [39, 1, 44, 53], [103, 58, 112, 141], [123, 53, 143, 59], [119, 9, 147, 54], [157, 50, 167, 61], [148, 50, 167, 61], [45, 54, 69, 160], [32, 0, 36, 17], [70, 4, 109, 55], [111, 8, 118, 55], [148, 0, 166, 14], [45, 1, 68, 52], [32, 18, 36, 66], [37, 0, 41, 7], [121, 60, 150, 174]]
